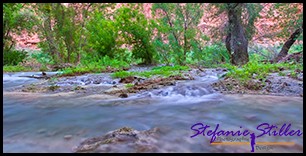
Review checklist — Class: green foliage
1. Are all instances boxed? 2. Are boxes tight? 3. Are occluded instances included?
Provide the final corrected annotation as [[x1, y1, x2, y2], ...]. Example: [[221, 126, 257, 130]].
[[60, 65, 103, 76], [86, 10, 118, 58], [3, 3, 36, 51], [3, 3, 303, 75], [212, 3, 263, 41], [243, 3, 263, 40], [30, 51, 54, 65], [3, 65, 32, 72], [125, 83, 134, 88], [3, 49, 27, 66], [61, 56, 130, 76], [35, 3, 91, 64], [222, 59, 303, 83], [289, 44, 303, 54], [269, 3, 303, 38], [115, 6, 157, 65], [151, 65, 189, 71], [81, 56, 130, 69], [111, 65, 189, 78], [289, 70, 298, 79], [152, 3, 205, 65], [195, 43, 230, 66], [278, 71, 286, 76]]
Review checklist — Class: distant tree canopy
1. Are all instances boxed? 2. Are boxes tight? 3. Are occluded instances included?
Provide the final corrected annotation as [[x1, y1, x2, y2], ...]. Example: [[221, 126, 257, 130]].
[[3, 3, 36, 51], [152, 3, 206, 65], [2, 3, 303, 66], [269, 3, 303, 62]]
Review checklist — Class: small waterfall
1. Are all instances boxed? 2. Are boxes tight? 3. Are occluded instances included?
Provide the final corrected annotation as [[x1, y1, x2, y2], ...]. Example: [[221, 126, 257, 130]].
[[137, 68, 224, 99]]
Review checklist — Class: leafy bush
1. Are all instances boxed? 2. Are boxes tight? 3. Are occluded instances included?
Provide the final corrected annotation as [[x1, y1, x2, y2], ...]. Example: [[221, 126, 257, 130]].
[[222, 59, 303, 84], [61, 56, 130, 76], [197, 43, 230, 66], [289, 44, 303, 54], [115, 6, 157, 65], [3, 49, 27, 66], [86, 11, 118, 58], [30, 51, 54, 65]]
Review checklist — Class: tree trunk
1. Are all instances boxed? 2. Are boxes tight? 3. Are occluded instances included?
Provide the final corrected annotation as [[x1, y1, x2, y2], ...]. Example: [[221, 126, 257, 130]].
[[273, 24, 303, 63], [183, 21, 187, 65], [225, 3, 249, 66]]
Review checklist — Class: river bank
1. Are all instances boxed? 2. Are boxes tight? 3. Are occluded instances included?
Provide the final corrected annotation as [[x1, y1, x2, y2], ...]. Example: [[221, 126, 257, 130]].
[[3, 65, 303, 98]]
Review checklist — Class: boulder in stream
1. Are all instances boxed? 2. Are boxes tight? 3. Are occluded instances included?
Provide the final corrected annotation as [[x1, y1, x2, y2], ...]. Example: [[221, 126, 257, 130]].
[[73, 127, 160, 153]]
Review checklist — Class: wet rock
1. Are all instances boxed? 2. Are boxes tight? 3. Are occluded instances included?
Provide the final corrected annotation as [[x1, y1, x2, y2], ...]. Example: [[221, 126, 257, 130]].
[[163, 81, 175, 86], [297, 73, 303, 81], [74, 86, 85, 91], [119, 93, 128, 98], [37, 129, 47, 134], [18, 74, 49, 79], [278, 51, 303, 63], [93, 79, 102, 84], [73, 127, 159, 153], [48, 85, 60, 91], [214, 72, 303, 96], [216, 67, 227, 72], [245, 115, 258, 121], [64, 135, 73, 140], [84, 81, 91, 85], [120, 76, 137, 83], [199, 72, 206, 77], [244, 79, 262, 90]]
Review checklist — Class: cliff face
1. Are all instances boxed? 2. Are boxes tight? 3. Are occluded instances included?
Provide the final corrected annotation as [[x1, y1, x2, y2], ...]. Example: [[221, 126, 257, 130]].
[[12, 3, 303, 50]]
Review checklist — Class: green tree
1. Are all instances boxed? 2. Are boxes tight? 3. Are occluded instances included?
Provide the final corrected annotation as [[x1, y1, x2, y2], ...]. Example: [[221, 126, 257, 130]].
[[3, 3, 35, 51], [269, 3, 303, 62], [86, 4, 118, 58], [115, 4, 157, 65], [33, 3, 92, 64], [212, 3, 262, 65], [152, 3, 205, 65]]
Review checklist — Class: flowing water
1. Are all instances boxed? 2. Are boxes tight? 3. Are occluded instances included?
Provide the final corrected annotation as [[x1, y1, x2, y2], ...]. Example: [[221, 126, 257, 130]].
[[3, 71, 303, 153]]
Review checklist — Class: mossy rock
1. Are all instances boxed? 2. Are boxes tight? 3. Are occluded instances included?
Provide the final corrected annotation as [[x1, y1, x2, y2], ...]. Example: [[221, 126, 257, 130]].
[[48, 85, 60, 91]]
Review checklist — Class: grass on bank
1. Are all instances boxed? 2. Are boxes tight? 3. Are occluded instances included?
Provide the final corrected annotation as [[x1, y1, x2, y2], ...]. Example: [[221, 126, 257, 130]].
[[3, 65, 33, 72], [220, 60, 303, 83], [59, 56, 131, 76]]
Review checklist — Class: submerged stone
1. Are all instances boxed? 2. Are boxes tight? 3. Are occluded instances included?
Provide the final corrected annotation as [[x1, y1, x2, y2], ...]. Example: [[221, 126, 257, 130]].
[[119, 93, 128, 98]]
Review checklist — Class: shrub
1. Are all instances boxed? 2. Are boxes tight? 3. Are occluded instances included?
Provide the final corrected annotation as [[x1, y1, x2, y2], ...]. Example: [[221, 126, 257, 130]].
[[30, 51, 54, 65], [86, 12, 118, 58], [3, 49, 27, 66]]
